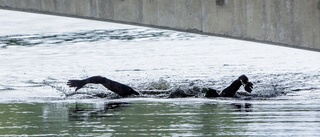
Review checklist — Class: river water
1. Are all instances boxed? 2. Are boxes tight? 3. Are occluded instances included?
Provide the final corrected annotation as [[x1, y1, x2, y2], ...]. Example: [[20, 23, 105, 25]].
[[0, 9, 320, 136]]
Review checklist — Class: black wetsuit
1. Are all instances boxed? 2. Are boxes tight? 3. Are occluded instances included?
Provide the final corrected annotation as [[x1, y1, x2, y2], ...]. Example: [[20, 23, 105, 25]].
[[68, 75, 252, 98], [205, 75, 252, 98], [219, 80, 243, 97], [67, 76, 140, 97]]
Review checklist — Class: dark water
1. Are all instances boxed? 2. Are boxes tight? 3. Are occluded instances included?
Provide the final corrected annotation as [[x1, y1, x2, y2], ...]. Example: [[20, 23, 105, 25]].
[[1, 100, 319, 137]]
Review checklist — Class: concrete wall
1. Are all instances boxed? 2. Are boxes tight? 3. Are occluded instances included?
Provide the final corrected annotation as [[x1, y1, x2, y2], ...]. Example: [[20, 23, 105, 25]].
[[0, 0, 319, 50]]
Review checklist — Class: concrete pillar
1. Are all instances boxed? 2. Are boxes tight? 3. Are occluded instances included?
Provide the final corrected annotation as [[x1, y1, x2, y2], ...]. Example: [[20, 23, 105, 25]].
[[158, 0, 175, 28], [113, 0, 143, 23], [0, 0, 5, 7], [263, 0, 278, 42], [76, 0, 91, 17], [292, 0, 315, 49], [55, 0, 76, 15], [96, 0, 114, 20], [142, 0, 158, 25], [174, 0, 202, 31], [231, 0, 247, 37], [26, 0, 42, 11], [313, 1, 320, 49], [279, 0, 296, 46], [41, 0, 56, 13], [7, 0, 27, 9], [0, 0, 8, 8], [202, 0, 235, 35], [245, 0, 264, 40], [202, 0, 216, 34]]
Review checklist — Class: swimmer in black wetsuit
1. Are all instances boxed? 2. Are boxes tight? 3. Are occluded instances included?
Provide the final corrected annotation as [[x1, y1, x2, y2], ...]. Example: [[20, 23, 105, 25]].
[[67, 75, 253, 98], [204, 75, 253, 98]]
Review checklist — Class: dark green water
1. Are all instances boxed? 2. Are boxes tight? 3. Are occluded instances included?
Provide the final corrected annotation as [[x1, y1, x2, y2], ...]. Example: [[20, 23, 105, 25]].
[[0, 99, 319, 137]]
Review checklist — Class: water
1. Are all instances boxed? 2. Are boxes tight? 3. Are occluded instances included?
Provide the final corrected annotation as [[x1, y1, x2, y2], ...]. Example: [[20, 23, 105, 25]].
[[1, 100, 320, 136], [0, 9, 320, 136]]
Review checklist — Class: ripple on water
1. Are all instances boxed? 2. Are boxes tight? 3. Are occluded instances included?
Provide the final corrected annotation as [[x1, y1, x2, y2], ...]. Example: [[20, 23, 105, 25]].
[[0, 28, 207, 48]]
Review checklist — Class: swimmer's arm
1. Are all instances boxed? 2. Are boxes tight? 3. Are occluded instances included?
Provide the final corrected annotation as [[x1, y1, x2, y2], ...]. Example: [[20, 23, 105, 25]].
[[67, 76, 105, 91], [67, 76, 140, 97], [244, 82, 254, 93]]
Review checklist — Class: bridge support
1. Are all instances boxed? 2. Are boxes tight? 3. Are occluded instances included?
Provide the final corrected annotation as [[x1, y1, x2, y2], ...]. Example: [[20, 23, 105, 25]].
[[0, 0, 319, 51]]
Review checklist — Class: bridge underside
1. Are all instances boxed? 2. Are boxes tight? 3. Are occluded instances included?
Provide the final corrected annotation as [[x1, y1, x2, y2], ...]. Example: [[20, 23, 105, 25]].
[[0, 0, 320, 51]]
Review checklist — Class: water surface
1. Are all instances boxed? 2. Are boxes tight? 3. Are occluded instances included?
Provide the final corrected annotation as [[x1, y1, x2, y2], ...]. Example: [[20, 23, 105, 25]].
[[0, 9, 320, 136], [1, 100, 320, 136]]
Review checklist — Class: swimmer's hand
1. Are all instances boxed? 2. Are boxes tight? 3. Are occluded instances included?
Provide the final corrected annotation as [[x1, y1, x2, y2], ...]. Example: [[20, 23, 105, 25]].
[[244, 82, 253, 93], [67, 80, 86, 91]]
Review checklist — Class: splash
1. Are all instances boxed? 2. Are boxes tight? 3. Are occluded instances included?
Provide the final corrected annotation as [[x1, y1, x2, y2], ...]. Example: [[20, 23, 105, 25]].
[[43, 72, 320, 101]]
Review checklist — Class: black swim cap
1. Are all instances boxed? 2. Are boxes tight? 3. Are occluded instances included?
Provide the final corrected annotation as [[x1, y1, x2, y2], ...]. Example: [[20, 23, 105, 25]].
[[238, 75, 248, 83]]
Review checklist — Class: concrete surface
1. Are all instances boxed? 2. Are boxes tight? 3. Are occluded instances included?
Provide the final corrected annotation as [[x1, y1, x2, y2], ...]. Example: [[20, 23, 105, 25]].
[[0, 0, 319, 50]]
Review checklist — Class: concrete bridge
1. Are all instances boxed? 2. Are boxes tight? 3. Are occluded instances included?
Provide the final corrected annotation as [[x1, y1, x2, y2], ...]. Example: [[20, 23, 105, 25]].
[[0, 0, 320, 51]]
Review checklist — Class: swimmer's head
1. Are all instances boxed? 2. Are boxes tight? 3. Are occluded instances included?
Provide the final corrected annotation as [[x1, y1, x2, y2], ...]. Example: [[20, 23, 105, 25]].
[[238, 75, 253, 93], [238, 75, 248, 84]]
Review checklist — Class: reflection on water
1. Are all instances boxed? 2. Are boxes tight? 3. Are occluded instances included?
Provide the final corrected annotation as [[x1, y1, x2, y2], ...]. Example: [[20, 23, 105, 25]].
[[68, 102, 130, 121], [231, 103, 252, 112], [0, 101, 319, 136]]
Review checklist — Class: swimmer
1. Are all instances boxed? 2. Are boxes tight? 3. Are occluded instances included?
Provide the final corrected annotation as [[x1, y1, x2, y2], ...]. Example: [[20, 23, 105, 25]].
[[204, 75, 253, 98], [67, 75, 253, 98]]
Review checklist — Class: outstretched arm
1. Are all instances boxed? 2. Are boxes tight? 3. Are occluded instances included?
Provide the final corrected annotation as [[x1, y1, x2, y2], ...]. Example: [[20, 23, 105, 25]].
[[219, 75, 254, 97], [244, 82, 253, 93], [67, 76, 140, 97]]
